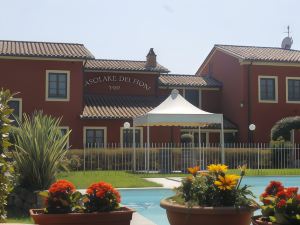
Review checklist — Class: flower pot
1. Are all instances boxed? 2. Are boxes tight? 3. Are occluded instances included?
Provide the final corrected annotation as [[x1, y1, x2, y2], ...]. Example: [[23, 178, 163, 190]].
[[160, 198, 257, 225], [30, 207, 135, 225]]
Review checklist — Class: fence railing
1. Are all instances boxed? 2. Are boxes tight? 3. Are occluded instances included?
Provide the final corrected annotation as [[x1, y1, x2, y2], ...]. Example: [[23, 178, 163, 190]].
[[66, 143, 300, 172]]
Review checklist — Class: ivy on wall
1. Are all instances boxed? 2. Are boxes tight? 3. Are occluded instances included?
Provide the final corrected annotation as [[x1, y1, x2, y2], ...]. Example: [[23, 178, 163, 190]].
[[271, 116, 300, 141]]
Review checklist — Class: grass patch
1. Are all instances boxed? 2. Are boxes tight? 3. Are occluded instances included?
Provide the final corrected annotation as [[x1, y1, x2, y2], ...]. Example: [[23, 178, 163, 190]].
[[57, 171, 162, 188], [6, 217, 33, 224], [228, 168, 300, 176]]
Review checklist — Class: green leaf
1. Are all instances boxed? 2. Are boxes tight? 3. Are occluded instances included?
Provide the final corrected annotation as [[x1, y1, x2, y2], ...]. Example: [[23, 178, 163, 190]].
[[269, 216, 276, 222], [39, 191, 49, 198]]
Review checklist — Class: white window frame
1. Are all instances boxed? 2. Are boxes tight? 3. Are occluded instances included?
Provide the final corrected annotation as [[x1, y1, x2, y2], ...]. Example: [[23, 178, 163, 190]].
[[9, 98, 22, 121], [120, 127, 143, 147], [258, 75, 278, 103], [59, 126, 70, 149], [46, 70, 70, 102], [286, 77, 300, 104], [83, 126, 107, 148]]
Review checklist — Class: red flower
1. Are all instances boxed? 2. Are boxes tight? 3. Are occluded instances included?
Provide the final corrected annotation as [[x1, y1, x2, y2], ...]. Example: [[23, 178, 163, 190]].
[[48, 180, 76, 194], [265, 181, 284, 195], [277, 190, 288, 199], [286, 187, 298, 196], [86, 181, 121, 203], [277, 199, 286, 208]]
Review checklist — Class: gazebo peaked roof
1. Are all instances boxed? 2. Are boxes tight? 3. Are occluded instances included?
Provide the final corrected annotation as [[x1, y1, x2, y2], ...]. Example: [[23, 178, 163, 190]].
[[133, 89, 223, 126]]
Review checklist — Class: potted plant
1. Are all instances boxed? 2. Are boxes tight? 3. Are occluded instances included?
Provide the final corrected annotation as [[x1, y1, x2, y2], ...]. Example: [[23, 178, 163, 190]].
[[30, 179, 135, 225], [160, 164, 258, 225], [252, 181, 300, 225]]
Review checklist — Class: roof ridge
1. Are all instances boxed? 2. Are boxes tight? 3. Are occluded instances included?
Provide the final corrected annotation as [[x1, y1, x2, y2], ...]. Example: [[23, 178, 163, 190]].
[[90, 58, 146, 63], [215, 44, 300, 52], [161, 73, 196, 76], [0, 39, 84, 46]]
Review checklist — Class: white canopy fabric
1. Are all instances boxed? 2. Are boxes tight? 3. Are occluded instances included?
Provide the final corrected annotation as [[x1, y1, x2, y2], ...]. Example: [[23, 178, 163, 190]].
[[133, 89, 223, 127]]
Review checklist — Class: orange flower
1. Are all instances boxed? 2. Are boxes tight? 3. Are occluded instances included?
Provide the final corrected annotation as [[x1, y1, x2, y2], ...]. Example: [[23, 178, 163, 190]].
[[187, 166, 200, 177], [86, 181, 121, 203], [48, 180, 75, 194]]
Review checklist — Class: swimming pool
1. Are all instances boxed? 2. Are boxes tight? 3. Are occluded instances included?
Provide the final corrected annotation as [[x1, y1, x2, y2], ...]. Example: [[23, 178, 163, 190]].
[[119, 176, 300, 225]]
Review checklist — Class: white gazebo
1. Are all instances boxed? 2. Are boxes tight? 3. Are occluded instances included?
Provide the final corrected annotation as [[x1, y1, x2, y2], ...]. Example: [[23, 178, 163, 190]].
[[132, 89, 225, 171]]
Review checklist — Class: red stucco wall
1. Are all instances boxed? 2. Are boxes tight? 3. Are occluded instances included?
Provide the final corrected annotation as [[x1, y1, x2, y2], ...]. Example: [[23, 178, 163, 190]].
[[84, 71, 159, 96], [0, 58, 84, 148], [199, 50, 249, 142], [249, 65, 300, 143]]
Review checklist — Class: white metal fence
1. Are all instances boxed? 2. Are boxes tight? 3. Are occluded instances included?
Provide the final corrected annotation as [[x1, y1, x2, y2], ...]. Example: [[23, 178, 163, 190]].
[[66, 143, 300, 172]]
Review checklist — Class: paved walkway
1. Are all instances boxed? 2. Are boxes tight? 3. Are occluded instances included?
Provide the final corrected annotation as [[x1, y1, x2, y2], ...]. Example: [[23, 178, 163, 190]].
[[144, 177, 181, 188]]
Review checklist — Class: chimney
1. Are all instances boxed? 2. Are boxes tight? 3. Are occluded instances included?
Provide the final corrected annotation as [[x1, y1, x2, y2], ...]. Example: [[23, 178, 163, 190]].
[[145, 48, 157, 68]]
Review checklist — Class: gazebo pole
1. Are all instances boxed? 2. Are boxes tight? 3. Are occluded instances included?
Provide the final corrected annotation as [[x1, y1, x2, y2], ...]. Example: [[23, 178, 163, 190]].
[[147, 125, 150, 173], [221, 117, 225, 164], [133, 125, 136, 172]]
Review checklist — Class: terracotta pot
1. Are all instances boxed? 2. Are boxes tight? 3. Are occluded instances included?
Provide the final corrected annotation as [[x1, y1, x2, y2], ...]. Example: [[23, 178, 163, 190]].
[[251, 215, 280, 225], [160, 198, 257, 225], [30, 207, 135, 225]]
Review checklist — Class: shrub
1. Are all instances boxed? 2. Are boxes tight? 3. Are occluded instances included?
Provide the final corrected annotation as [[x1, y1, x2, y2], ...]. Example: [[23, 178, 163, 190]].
[[0, 88, 15, 222], [12, 111, 71, 191], [271, 116, 300, 141]]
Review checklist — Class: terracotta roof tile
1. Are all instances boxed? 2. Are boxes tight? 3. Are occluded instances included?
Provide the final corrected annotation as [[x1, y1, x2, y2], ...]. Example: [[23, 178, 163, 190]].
[[159, 74, 222, 88], [81, 95, 163, 119], [84, 59, 169, 72], [216, 44, 300, 63], [81, 95, 236, 129], [0, 40, 94, 59]]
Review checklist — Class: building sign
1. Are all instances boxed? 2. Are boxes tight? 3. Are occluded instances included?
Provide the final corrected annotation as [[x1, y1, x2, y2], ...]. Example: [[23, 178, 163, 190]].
[[85, 75, 151, 91]]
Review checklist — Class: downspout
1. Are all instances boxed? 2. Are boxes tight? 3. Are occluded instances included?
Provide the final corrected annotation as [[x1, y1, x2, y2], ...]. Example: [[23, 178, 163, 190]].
[[82, 59, 88, 110], [247, 61, 253, 142]]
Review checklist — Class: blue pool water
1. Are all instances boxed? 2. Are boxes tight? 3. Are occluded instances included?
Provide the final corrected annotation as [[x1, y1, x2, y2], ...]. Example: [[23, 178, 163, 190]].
[[119, 176, 300, 225]]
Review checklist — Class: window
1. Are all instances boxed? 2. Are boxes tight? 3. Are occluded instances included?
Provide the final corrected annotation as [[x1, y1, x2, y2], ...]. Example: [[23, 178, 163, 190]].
[[8, 98, 22, 124], [185, 89, 199, 107], [59, 127, 70, 149], [286, 77, 300, 103], [121, 128, 143, 147], [258, 76, 278, 103], [84, 127, 107, 147], [46, 70, 70, 101]]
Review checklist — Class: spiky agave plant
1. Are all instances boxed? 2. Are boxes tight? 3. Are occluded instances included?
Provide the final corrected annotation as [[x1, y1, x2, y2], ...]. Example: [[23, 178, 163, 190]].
[[12, 111, 71, 191]]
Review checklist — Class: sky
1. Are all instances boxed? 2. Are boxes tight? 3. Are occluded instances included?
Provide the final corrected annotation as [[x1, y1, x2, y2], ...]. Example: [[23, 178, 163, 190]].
[[0, 0, 300, 74]]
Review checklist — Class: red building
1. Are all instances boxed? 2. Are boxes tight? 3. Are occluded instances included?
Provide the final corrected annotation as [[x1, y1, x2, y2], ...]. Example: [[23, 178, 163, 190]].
[[2, 40, 299, 148], [197, 44, 300, 143], [1, 41, 231, 149]]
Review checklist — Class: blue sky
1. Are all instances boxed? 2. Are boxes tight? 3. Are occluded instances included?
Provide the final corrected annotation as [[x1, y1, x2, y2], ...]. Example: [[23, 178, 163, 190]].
[[0, 0, 299, 74]]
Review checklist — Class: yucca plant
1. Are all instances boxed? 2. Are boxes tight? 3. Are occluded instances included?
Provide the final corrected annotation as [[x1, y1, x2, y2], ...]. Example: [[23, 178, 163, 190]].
[[12, 111, 71, 191]]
